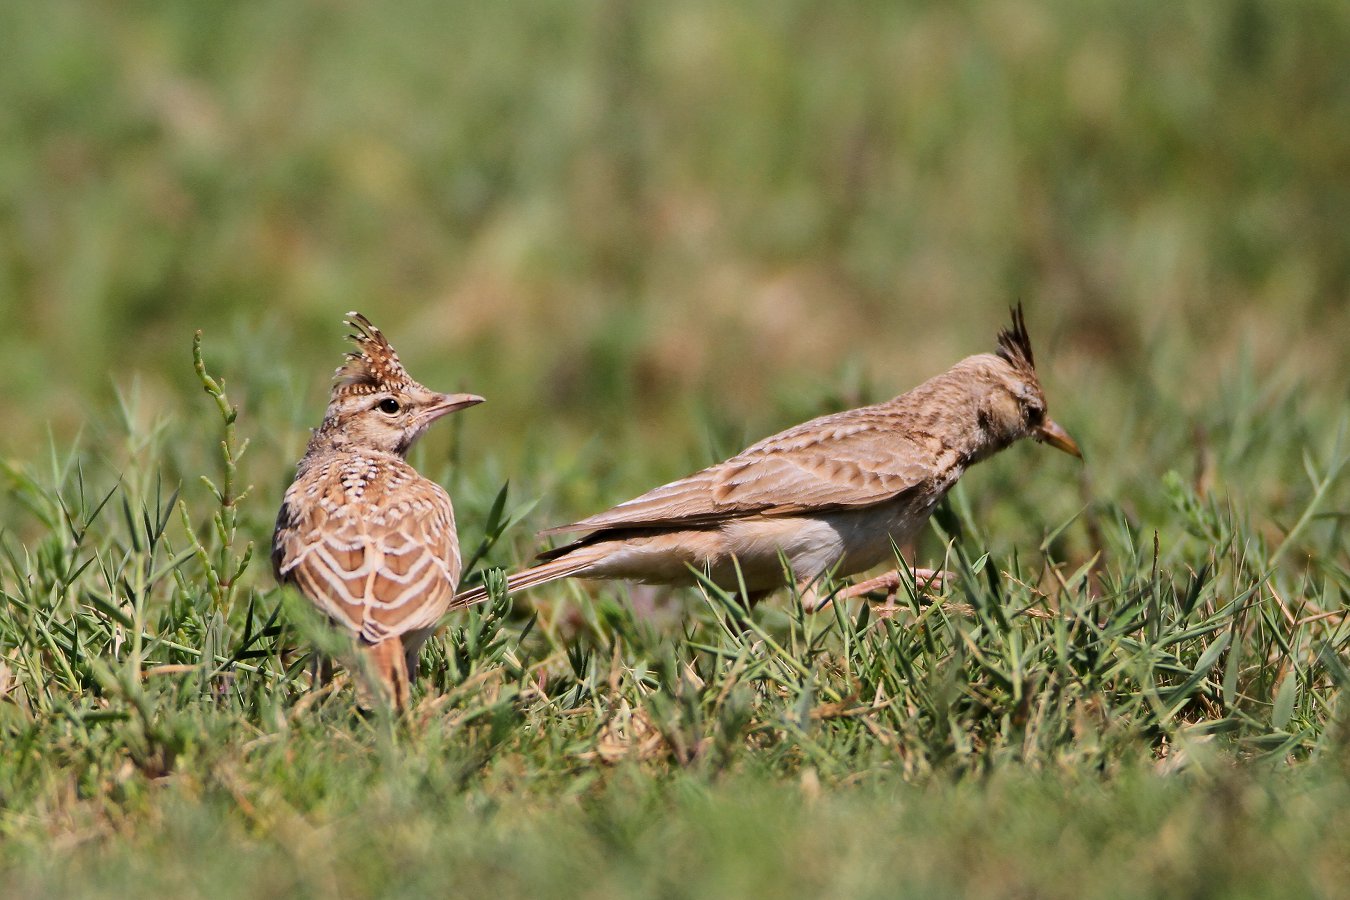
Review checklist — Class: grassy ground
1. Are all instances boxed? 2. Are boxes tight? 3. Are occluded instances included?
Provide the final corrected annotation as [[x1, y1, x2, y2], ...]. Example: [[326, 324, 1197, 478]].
[[1, 2, 1349, 897]]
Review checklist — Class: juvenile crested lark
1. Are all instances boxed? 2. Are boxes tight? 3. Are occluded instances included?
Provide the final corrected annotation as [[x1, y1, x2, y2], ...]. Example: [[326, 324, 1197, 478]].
[[273, 313, 483, 708], [454, 306, 1079, 612]]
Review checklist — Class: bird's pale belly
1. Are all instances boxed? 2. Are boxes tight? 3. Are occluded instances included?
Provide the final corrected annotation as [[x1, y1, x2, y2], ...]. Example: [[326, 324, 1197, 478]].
[[579, 494, 942, 592]]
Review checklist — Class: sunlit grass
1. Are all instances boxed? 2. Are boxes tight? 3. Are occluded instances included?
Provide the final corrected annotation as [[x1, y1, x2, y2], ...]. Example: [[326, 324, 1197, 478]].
[[0, 0, 1348, 895], [0, 314, 1343, 896]]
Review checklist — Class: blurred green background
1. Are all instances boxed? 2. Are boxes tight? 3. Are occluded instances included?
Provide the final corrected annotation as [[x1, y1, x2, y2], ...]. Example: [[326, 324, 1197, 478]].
[[2, 0, 1347, 542], [0, 6, 1348, 892]]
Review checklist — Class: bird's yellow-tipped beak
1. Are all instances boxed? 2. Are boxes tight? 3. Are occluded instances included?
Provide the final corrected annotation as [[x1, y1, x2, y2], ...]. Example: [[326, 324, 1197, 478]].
[[1036, 419, 1082, 458]]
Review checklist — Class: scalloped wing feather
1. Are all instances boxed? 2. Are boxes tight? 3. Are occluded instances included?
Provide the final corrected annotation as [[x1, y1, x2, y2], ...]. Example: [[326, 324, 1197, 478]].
[[273, 458, 460, 644], [540, 407, 939, 535]]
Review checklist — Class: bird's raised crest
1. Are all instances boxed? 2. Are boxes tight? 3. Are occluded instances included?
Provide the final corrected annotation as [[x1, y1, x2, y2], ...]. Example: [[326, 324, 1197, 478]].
[[333, 312, 416, 397], [996, 303, 1037, 376]]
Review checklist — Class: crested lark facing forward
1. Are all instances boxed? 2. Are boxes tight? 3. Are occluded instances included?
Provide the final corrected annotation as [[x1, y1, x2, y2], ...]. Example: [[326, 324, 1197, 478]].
[[454, 306, 1079, 612], [273, 313, 483, 708]]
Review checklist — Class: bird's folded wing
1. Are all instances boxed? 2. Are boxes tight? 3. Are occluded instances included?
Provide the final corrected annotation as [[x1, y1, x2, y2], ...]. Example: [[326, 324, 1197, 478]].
[[273, 489, 459, 644], [541, 419, 938, 535]]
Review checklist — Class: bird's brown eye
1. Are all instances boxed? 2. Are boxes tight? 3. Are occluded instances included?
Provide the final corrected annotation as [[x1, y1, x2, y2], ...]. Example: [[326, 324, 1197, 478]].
[[378, 398, 401, 415]]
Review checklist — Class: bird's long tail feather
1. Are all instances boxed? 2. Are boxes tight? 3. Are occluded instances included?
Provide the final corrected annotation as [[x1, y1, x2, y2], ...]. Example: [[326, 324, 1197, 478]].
[[361, 637, 410, 709], [450, 551, 600, 610]]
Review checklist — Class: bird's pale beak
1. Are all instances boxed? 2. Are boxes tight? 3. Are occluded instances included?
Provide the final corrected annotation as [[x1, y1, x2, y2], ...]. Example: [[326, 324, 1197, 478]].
[[426, 392, 485, 421], [1035, 419, 1082, 458]]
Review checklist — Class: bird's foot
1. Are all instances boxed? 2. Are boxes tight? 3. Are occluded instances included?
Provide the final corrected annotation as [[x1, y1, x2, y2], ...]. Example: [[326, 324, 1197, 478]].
[[832, 568, 951, 606], [798, 568, 950, 613]]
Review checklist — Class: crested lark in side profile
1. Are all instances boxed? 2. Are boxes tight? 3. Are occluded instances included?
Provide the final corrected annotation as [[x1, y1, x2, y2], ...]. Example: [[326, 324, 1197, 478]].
[[273, 313, 483, 708], [453, 306, 1079, 612]]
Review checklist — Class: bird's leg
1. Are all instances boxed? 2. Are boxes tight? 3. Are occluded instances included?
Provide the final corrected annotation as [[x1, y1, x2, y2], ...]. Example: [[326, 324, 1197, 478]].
[[796, 579, 834, 613], [742, 589, 772, 609], [310, 652, 335, 687], [832, 567, 951, 604]]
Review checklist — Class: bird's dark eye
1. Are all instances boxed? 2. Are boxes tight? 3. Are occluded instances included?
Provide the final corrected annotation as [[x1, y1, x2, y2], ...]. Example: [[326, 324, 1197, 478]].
[[1027, 406, 1045, 427], [378, 398, 401, 415]]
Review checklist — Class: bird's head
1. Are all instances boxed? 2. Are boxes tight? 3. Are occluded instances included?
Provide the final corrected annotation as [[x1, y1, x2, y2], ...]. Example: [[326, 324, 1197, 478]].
[[314, 313, 483, 457], [956, 305, 1081, 462]]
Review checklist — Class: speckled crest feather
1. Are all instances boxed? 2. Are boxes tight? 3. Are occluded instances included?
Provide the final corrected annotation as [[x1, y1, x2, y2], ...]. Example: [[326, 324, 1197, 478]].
[[995, 304, 1037, 378], [333, 312, 416, 398]]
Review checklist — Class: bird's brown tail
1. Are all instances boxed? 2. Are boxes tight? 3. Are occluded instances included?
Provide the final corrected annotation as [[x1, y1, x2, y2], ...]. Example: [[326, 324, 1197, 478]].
[[449, 551, 600, 610], [362, 637, 410, 709]]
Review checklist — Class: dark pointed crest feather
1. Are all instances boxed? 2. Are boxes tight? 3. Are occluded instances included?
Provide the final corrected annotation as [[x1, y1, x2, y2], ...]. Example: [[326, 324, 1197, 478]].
[[332, 312, 415, 398], [995, 303, 1037, 376]]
